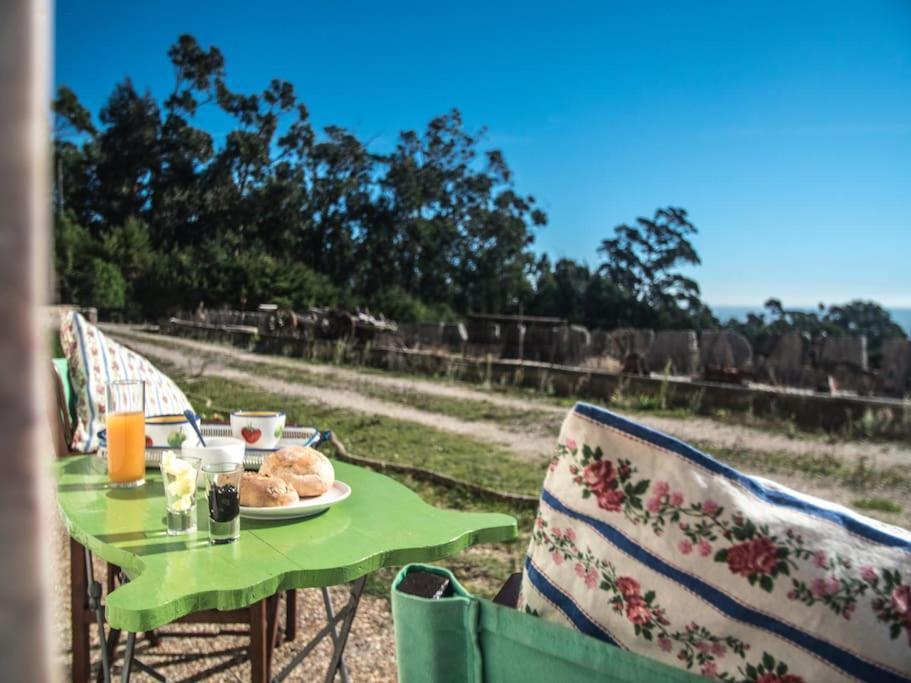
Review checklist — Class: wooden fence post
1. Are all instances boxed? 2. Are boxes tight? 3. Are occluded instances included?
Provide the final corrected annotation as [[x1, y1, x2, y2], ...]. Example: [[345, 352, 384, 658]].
[[0, 0, 56, 680]]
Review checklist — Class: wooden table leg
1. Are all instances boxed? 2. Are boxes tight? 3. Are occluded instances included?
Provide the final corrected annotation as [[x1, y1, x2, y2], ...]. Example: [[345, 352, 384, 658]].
[[69, 538, 91, 683], [249, 600, 269, 683], [284, 590, 297, 642], [266, 595, 281, 676]]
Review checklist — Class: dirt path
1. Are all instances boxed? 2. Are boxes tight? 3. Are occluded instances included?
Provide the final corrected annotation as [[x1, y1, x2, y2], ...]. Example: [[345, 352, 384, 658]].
[[106, 326, 911, 469], [111, 333, 553, 461]]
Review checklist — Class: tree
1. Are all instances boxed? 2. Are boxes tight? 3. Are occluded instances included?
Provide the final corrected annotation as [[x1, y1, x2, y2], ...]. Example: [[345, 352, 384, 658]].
[[825, 300, 905, 368], [88, 259, 126, 310], [51, 34, 752, 336], [597, 208, 713, 329], [723, 299, 907, 369]]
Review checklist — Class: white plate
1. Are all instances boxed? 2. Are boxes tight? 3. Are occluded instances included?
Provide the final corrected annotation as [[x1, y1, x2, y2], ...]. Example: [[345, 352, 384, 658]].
[[239, 481, 351, 520]]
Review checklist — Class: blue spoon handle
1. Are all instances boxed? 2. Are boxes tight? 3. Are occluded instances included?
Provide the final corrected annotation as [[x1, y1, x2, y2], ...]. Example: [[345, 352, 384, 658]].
[[184, 410, 206, 447], [300, 429, 331, 449]]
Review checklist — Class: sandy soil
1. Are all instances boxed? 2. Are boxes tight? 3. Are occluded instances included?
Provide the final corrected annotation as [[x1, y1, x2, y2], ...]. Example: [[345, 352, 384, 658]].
[[109, 332, 553, 461]]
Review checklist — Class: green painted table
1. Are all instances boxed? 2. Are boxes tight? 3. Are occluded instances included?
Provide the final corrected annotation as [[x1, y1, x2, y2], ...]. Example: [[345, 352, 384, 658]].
[[56, 455, 517, 681]]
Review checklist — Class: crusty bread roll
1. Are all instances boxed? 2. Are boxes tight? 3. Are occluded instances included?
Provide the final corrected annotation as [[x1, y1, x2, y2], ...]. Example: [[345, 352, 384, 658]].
[[239, 471, 300, 507], [260, 445, 335, 497]]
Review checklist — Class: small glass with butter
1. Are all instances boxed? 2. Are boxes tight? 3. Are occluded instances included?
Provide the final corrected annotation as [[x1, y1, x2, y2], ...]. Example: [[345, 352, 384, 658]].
[[159, 452, 201, 535]]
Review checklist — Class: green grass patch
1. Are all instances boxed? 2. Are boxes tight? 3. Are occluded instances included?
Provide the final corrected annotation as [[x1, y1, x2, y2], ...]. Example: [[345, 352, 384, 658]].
[[248, 361, 564, 434], [852, 496, 902, 514], [160, 361, 538, 601], [116, 328, 911, 446], [175, 372, 547, 497], [361, 472, 534, 599], [693, 442, 911, 494], [116, 329, 566, 436]]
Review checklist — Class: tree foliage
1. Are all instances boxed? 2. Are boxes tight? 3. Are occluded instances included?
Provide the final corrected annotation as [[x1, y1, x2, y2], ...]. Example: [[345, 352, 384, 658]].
[[722, 299, 905, 369], [53, 35, 549, 321], [51, 34, 906, 360]]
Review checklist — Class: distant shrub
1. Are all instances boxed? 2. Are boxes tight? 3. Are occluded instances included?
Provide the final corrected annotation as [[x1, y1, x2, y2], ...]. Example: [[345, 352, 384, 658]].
[[89, 258, 126, 310]]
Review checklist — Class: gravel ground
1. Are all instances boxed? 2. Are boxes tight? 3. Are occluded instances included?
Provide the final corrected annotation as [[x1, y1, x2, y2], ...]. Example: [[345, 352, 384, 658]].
[[52, 515, 398, 682]]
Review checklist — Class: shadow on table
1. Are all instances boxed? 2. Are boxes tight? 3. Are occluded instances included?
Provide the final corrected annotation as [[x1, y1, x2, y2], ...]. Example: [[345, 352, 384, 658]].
[[57, 482, 107, 493], [93, 530, 209, 556]]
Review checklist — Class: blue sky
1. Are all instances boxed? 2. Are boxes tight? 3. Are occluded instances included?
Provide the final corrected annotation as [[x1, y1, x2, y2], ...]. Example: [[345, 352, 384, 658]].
[[55, 1, 911, 307]]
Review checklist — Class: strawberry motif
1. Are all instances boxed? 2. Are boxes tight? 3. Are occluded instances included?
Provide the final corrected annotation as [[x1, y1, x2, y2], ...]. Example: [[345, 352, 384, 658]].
[[241, 426, 262, 444]]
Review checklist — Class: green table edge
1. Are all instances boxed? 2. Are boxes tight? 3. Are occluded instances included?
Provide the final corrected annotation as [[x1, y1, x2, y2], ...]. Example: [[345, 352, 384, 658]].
[[57, 456, 518, 632]]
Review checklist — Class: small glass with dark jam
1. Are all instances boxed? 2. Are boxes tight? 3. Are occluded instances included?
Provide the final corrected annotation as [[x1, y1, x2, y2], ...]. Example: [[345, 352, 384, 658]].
[[203, 463, 243, 544]]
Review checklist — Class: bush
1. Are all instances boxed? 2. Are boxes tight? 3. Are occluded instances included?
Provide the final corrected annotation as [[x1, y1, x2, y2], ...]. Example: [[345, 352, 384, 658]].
[[369, 286, 458, 322], [88, 258, 126, 310]]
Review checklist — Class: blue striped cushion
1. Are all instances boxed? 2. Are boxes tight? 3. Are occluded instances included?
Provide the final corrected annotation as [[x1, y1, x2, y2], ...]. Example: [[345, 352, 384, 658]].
[[519, 402, 911, 682]]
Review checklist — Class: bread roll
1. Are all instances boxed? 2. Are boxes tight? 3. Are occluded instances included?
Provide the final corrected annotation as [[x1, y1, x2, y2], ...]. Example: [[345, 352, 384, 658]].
[[260, 445, 335, 497], [239, 471, 299, 507]]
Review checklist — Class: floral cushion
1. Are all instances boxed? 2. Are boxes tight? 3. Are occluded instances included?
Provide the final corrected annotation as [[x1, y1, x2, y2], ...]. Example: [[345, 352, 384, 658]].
[[59, 311, 194, 452], [519, 402, 911, 682]]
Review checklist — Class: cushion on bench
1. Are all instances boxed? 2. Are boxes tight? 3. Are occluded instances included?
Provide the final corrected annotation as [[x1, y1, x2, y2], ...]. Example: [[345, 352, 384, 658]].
[[59, 311, 195, 452], [519, 402, 911, 682]]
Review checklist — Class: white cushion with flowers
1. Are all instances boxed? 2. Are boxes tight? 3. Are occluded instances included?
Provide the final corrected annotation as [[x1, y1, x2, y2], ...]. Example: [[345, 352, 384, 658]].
[[519, 402, 911, 683], [59, 311, 195, 452]]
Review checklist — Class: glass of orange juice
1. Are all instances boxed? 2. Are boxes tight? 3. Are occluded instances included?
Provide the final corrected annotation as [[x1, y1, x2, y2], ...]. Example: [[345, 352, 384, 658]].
[[105, 380, 146, 488]]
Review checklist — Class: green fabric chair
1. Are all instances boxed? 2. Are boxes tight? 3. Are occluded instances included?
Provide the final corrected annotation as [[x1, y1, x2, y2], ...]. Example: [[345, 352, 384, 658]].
[[53, 358, 77, 422], [392, 564, 701, 683], [52, 357, 78, 456]]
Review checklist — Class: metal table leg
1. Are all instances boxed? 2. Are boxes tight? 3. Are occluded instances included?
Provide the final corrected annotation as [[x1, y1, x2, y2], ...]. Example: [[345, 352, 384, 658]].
[[323, 578, 365, 683], [272, 577, 367, 683], [120, 633, 135, 682], [82, 549, 170, 683], [321, 587, 350, 683], [84, 547, 112, 683], [81, 545, 367, 683]]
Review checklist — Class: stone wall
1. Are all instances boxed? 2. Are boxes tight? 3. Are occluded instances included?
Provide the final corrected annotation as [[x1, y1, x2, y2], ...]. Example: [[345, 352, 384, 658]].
[[882, 338, 911, 397], [700, 330, 753, 371], [168, 308, 909, 398], [646, 330, 699, 375]]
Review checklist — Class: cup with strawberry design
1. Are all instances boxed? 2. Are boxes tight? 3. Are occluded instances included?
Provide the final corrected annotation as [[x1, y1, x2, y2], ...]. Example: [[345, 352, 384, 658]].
[[230, 410, 286, 449]]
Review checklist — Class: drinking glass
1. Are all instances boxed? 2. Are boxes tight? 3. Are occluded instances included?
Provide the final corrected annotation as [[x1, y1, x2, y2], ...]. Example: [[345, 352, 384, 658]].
[[160, 453, 201, 535], [203, 463, 243, 545], [105, 380, 146, 488]]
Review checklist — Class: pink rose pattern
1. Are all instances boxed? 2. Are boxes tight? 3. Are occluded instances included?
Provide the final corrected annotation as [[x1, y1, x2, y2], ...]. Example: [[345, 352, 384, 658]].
[[553, 438, 909, 644], [532, 516, 805, 681]]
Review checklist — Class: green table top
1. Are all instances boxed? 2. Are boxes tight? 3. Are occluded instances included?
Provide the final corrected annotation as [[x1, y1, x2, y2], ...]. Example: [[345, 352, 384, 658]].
[[56, 456, 517, 632]]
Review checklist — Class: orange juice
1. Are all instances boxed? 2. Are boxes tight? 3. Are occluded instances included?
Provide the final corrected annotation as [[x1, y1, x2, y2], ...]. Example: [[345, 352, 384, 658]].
[[106, 411, 146, 485]]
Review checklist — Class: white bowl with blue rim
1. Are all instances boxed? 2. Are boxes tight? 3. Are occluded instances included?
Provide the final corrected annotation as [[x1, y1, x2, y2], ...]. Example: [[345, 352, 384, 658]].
[[181, 436, 246, 469], [145, 413, 202, 449]]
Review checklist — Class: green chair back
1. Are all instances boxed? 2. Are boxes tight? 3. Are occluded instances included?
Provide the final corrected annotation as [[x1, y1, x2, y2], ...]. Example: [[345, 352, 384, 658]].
[[392, 564, 701, 683], [53, 357, 77, 425]]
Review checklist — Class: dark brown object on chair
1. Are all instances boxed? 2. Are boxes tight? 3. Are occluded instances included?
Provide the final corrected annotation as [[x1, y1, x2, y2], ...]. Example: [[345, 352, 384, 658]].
[[398, 569, 522, 608], [397, 571, 453, 600], [50, 363, 294, 682], [492, 572, 523, 608]]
